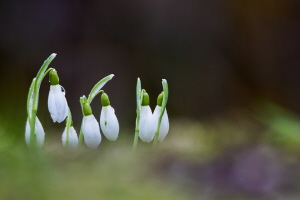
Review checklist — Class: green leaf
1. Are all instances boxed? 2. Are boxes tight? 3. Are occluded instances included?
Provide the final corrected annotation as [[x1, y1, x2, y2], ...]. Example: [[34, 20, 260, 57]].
[[161, 79, 169, 115], [27, 78, 36, 118], [136, 78, 141, 114], [33, 53, 57, 110], [35, 53, 57, 90], [133, 78, 142, 151], [87, 74, 114, 104]]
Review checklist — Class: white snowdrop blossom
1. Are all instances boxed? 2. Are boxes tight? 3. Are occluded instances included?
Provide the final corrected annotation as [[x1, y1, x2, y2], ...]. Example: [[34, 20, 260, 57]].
[[100, 105, 119, 141], [62, 126, 78, 148], [48, 85, 68, 123], [153, 105, 169, 142], [82, 114, 102, 149], [139, 106, 155, 143], [25, 117, 45, 147]]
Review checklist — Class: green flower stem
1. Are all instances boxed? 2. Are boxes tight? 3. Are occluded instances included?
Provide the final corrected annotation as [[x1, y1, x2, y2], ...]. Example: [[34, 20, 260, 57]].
[[27, 53, 56, 148], [90, 90, 105, 103], [65, 108, 72, 147], [133, 78, 142, 151], [153, 116, 162, 147], [42, 68, 54, 80], [153, 79, 169, 147], [78, 96, 87, 146], [78, 123, 84, 145], [133, 124, 140, 151]]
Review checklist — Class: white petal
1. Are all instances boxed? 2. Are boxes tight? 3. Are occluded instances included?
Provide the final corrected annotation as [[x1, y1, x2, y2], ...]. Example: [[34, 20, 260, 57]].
[[48, 85, 68, 123], [82, 115, 101, 149], [100, 106, 119, 141], [62, 126, 78, 148], [25, 117, 45, 147], [139, 106, 155, 143], [153, 106, 169, 142], [48, 86, 57, 121], [25, 119, 30, 146], [35, 117, 45, 147]]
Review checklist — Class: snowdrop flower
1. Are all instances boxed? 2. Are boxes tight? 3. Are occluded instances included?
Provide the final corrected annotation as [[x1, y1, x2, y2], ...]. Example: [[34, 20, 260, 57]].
[[48, 69, 68, 123], [100, 93, 119, 141], [82, 103, 102, 149], [139, 91, 155, 143], [153, 92, 169, 142], [25, 117, 45, 147], [62, 126, 78, 148]]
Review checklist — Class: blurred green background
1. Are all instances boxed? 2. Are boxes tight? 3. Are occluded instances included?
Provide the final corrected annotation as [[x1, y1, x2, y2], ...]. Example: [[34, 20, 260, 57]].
[[1, 0, 300, 199]]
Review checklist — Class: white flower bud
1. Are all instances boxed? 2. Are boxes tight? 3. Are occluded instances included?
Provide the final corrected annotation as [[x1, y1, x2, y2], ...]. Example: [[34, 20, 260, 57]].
[[153, 105, 169, 142], [48, 85, 68, 123], [82, 115, 101, 149], [139, 105, 155, 143], [100, 105, 119, 141], [62, 126, 78, 148], [25, 117, 45, 147]]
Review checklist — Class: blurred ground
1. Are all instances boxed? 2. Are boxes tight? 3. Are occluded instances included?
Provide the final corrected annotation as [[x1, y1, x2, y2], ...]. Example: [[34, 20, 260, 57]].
[[1, 104, 300, 199]]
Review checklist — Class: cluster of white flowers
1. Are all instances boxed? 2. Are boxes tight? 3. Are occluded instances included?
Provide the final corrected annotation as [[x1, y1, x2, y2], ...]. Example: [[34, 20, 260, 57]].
[[135, 82, 169, 146], [25, 54, 169, 150], [81, 93, 119, 149]]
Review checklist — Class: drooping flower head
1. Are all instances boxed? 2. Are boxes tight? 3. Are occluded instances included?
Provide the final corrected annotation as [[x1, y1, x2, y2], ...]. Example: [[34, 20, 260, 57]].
[[153, 92, 169, 142], [138, 90, 155, 143], [25, 117, 45, 147], [62, 126, 78, 148], [100, 92, 119, 141], [48, 69, 68, 123], [82, 102, 101, 149]]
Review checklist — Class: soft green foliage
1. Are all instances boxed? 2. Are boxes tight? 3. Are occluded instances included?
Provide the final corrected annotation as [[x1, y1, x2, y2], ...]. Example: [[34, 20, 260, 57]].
[[256, 103, 300, 149]]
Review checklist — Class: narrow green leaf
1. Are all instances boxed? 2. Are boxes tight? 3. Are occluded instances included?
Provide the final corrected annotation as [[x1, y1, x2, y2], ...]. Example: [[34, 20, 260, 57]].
[[87, 74, 114, 104], [33, 53, 57, 110], [27, 78, 36, 118], [133, 78, 142, 151], [35, 53, 57, 89], [136, 78, 141, 114], [161, 79, 169, 114]]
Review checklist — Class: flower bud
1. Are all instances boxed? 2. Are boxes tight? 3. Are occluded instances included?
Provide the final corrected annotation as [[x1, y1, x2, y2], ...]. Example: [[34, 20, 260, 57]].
[[25, 117, 45, 147], [83, 103, 93, 116], [49, 69, 59, 85], [153, 105, 169, 142], [157, 92, 163, 106], [141, 91, 150, 106], [100, 93, 119, 141], [48, 84, 68, 123], [62, 126, 78, 148], [139, 106, 155, 142], [82, 114, 102, 149], [101, 92, 110, 106]]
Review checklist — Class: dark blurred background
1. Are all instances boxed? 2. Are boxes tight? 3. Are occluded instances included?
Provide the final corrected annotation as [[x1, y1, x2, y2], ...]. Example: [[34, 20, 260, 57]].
[[1, 0, 300, 199]]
